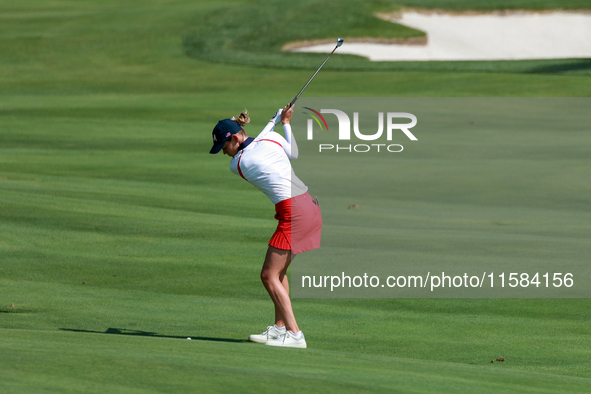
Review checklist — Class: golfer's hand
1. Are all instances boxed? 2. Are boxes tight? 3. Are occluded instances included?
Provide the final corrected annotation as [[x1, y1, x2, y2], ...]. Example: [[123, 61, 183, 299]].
[[281, 104, 293, 125]]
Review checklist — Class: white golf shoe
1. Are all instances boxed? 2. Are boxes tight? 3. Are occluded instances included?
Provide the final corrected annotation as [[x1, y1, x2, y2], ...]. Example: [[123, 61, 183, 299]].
[[264, 330, 307, 348], [248, 325, 284, 344]]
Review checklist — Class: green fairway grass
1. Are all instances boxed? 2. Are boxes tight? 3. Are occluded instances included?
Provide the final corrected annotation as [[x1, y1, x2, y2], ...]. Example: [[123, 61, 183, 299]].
[[1, 0, 590, 392], [2, 327, 591, 393]]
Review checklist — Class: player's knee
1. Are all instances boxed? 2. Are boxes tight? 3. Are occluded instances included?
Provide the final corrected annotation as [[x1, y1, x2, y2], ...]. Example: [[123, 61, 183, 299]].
[[260, 269, 271, 284], [260, 269, 279, 286]]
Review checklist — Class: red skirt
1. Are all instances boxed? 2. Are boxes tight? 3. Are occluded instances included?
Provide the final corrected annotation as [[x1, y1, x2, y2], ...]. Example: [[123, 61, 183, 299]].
[[269, 192, 322, 254]]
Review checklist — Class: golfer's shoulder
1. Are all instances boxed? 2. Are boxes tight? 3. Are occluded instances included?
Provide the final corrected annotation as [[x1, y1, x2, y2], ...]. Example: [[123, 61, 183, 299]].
[[255, 131, 286, 145]]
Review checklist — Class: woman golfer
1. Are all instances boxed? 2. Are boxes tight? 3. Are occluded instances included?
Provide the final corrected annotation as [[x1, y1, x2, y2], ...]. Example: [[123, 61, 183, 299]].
[[209, 104, 321, 348]]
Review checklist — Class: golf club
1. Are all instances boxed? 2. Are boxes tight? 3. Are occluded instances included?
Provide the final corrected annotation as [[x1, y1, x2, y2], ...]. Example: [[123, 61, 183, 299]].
[[288, 38, 343, 108]]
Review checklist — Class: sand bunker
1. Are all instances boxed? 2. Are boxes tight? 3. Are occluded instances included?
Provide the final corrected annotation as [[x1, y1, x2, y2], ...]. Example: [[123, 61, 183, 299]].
[[290, 11, 591, 61]]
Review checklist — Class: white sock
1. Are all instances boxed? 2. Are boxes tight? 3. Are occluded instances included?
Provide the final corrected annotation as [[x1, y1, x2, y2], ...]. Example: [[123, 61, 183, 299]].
[[274, 324, 286, 331], [289, 330, 302, 338]]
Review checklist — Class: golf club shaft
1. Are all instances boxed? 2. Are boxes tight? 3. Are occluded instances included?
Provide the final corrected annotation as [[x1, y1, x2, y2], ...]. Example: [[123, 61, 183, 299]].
[[289, 39, 343, 108]]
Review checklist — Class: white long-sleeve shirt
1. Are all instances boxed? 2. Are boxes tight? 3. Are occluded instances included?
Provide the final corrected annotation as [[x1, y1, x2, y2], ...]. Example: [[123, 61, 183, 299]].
[[230, 121, 308, 204]]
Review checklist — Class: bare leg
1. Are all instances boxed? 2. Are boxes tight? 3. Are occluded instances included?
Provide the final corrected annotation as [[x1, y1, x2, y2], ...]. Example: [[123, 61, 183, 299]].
[[261, 246, 299, 333], [274, 255, 291, 327]]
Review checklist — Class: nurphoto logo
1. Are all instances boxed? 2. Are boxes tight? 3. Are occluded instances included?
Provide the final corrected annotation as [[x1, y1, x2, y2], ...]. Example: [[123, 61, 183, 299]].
[[304, 108, 418, 153]]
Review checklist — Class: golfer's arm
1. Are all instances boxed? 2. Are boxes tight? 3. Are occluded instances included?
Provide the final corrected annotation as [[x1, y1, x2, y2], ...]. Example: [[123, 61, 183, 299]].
[[282, 123, 299, 160], [257, 120, 276, 139]]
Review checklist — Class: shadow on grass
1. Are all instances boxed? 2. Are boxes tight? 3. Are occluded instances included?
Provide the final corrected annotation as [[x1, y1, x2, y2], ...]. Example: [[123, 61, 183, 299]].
[[0, 307, 30, 313], [527, 59, 591, 74], [60, 327, 248, 343]]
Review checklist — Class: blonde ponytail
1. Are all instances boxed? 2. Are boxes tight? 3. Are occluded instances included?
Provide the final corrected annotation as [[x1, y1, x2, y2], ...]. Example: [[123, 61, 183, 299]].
[[232, 110, 250, 127]]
